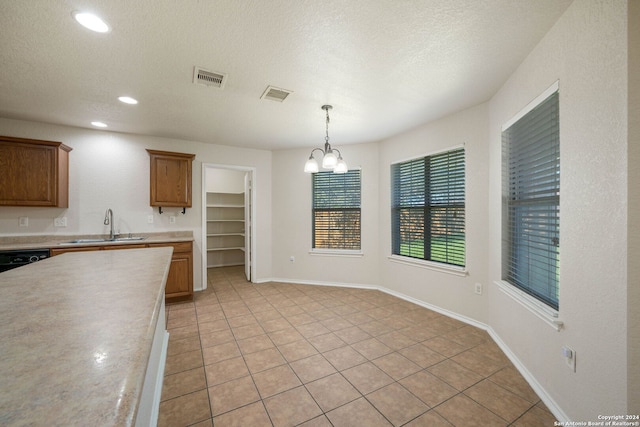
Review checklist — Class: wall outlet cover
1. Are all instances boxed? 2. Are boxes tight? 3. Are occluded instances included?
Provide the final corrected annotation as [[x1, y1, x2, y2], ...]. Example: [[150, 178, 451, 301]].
[[474, 283, 483, 295], [54, 217, 67, 227], [19, 217, 28, 227]]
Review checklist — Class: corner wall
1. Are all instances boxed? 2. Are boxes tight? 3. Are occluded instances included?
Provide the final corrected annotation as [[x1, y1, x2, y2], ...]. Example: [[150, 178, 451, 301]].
[[377, 103, 491, 325], [488, 0, 628, 419]]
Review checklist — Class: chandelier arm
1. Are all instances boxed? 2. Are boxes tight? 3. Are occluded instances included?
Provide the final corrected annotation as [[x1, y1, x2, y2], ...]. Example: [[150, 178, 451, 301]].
[[309, 147, 325, 158]]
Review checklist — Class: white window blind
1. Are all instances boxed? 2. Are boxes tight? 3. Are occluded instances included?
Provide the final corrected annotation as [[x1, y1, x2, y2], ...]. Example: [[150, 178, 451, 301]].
[[312, 170, 361, 250], [391, 147, 465, 267], [502, 90, 560, 310]]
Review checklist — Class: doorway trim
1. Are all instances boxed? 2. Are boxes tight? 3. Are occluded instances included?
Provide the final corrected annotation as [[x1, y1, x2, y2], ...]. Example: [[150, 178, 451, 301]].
[[201, 163, 257, 288]]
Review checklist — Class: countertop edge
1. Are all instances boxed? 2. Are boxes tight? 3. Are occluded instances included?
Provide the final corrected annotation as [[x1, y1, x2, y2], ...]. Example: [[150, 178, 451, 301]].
[[0, 231, 194, 250], [130, 247, 173, 426]]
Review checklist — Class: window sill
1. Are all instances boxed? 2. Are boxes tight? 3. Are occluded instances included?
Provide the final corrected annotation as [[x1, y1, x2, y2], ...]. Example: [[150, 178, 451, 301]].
[[495, 280, 563, 331], [387, 255, 468, 277], [309, 249, 364, 258]]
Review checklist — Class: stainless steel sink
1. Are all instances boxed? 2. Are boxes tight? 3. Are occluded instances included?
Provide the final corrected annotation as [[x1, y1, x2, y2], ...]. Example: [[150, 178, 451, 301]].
[[60, 237, 146, 245]]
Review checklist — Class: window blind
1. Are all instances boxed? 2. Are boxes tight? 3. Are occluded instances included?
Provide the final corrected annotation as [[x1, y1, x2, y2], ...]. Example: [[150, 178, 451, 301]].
[[392, 147, 465, 267], [312, 170, 361, 250], [502, 91, 560, 310]]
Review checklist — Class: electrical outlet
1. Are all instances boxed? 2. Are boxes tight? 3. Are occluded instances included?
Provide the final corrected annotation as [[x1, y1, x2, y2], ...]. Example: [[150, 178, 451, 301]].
[[147, 215, 154, 224], [19, 217, 28, 227], [54, 217, 67, 227], [289, 256, 295, 263], [562, 346, 576, 372], [474, 283, 483, 295], [169, 216, 176, 224]]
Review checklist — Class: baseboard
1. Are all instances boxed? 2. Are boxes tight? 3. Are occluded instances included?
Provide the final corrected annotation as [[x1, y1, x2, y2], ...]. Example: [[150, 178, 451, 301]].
[[259, 277, 378, 290], [486, 327, 569, 422]]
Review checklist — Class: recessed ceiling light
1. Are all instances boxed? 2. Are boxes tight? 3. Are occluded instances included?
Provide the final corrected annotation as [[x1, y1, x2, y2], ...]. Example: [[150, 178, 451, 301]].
[[91, 121, 108, 128], [118, 96, 138, 105], [73, 12, 110, 33]]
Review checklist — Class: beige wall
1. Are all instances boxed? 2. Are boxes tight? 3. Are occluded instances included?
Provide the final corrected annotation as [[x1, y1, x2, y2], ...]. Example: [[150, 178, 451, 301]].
[[270, 142, 381, 287], [628, 0, 640, 413], [0, 117, 274, 287], [488, 0, 628, 418], [377, 103, 490, 324]]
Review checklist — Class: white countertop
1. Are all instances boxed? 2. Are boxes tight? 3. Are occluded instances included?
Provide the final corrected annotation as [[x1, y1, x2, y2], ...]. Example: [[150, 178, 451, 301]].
[[0, 247, 173, 426]]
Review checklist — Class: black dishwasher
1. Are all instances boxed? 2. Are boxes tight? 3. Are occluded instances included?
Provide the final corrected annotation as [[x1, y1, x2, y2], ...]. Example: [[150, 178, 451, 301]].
[[0, 249, 50, 273]]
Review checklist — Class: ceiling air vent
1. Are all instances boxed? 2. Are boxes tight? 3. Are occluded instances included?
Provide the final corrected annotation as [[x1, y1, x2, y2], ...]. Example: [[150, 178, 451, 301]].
[[261, 86, 293, 102], [193, 66, 226, 89]]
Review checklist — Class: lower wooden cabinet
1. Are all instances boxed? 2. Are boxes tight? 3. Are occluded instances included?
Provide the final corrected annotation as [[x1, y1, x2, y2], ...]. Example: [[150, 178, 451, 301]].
[[148, 241, 193, 303], [50, 241, 193, 303]]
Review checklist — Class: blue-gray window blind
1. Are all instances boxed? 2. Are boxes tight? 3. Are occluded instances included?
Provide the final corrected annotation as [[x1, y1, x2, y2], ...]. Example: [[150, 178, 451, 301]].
[[391, 147, 465, 267], [312, 170, 361, 250], [502, 91, 560, 310]]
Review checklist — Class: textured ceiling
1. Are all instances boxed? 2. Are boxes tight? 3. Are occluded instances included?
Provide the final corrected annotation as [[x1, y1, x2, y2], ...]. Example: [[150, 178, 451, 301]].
[[0, 0, 572, 150]]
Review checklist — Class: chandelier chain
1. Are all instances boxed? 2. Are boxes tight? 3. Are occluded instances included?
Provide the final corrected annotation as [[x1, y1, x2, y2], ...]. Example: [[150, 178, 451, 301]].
[[325, 107, 330, 145]]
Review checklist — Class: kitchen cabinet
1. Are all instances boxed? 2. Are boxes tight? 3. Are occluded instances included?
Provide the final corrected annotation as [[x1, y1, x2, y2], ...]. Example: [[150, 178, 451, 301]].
[[146, 149, 195, 213], [50, 241, 193, 303], [206, 192, 245, 268], [148, 241, 193, 303], [0, 136, 72, 207]]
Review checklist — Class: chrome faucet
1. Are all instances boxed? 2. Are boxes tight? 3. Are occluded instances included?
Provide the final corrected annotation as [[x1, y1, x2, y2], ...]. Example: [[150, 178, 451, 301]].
[[104, 208, 115, 240]]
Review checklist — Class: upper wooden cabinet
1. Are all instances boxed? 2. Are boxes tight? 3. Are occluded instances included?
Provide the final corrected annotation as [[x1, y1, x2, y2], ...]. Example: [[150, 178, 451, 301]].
[[146, 149, 195, 212], [0, 136, 72, 207]]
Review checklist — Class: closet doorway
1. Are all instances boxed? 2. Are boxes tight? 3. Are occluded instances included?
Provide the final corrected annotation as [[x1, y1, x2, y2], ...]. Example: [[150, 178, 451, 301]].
[[202, 164, 255, 287]]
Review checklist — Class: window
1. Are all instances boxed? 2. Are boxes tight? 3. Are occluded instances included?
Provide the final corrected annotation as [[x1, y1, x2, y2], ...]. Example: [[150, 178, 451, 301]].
[[312, 170, 361, 250], [502, 89, 559, 310], [391, 147, 465, 267]]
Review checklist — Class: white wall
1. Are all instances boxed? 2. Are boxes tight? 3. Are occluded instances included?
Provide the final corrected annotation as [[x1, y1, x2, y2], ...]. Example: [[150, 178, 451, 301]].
[[628, 0, 640, 412], [0, 117, 273, 287], [488, 0, 628, 419], [271, 142, 381, 286], [378, 103, 490, 324], [205, 168, 246, 193]]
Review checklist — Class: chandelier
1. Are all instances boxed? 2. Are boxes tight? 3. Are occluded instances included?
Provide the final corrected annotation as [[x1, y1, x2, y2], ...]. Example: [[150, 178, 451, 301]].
[[304, 105, 348, 174]]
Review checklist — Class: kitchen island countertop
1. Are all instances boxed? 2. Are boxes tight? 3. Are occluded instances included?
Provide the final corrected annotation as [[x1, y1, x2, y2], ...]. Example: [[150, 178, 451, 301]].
[[0, 247, 173, 426]]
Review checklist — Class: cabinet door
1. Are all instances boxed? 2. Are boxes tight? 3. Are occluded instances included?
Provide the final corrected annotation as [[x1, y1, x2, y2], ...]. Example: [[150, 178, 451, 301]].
[[148, 241, 194, 302], [0, 137, 71, 207], [147, 150, 195, 208], [165, 252, 193, 298]]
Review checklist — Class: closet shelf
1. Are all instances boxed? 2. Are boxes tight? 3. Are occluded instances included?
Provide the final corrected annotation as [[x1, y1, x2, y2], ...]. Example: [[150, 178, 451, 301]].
[[207, 247, 245, 252], [206, 191, 246, 268]]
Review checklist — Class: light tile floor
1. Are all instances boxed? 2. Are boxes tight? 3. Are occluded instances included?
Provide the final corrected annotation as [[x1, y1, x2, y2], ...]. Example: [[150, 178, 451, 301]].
[[158, 266, 558, 427]]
